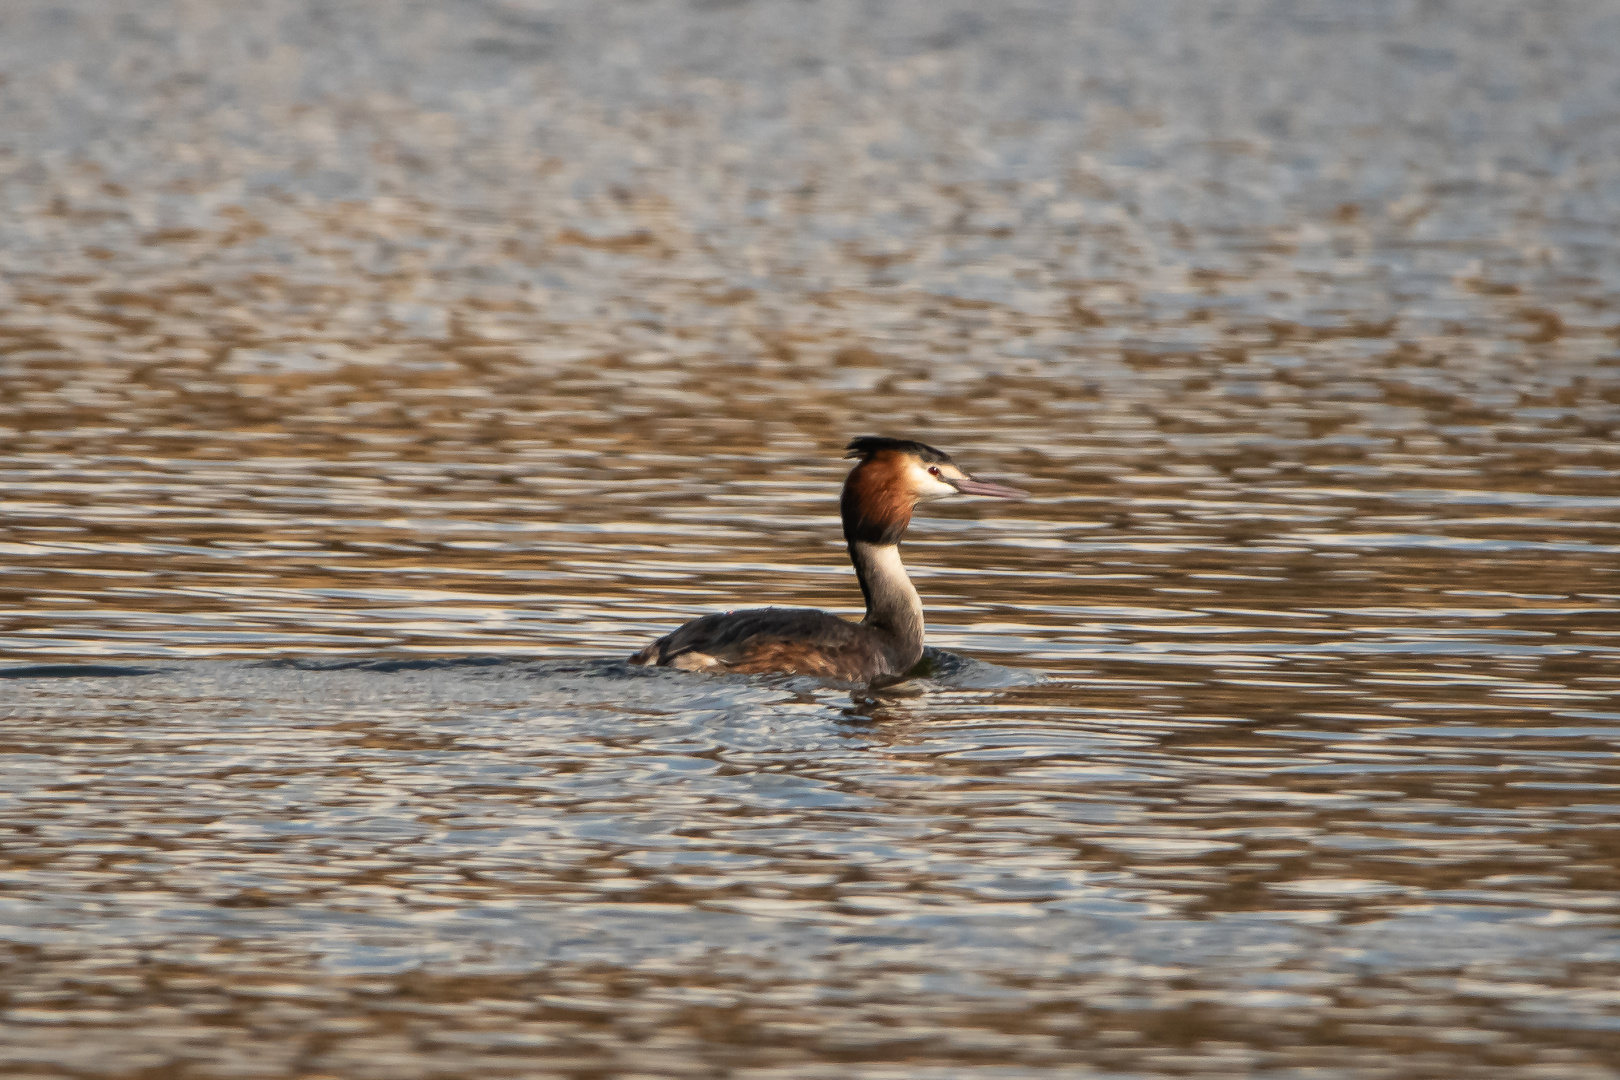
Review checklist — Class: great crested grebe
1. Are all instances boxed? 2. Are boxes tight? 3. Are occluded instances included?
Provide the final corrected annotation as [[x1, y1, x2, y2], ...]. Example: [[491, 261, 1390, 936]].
[[630, 436, 1027, 685]]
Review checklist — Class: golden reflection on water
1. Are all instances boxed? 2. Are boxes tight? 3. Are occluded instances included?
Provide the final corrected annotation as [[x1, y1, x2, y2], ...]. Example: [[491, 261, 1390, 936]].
[[2, 0, 1620, 1076]]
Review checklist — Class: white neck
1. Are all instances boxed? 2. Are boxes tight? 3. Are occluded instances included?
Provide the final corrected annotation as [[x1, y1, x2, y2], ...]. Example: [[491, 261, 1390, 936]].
[[850, 541, 924, 665]]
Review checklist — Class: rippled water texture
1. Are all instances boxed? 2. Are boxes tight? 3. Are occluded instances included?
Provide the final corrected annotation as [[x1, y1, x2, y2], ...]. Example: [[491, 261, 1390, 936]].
[[3, 1, 1620, 1076]]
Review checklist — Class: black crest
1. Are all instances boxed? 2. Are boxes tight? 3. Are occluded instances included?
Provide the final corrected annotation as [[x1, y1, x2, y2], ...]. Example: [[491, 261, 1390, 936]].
[[843, 436, 952, 463]]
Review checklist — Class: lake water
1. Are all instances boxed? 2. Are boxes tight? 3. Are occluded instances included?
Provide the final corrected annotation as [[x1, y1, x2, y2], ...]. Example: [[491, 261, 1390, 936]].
[[2, 1, 1619, 1076]]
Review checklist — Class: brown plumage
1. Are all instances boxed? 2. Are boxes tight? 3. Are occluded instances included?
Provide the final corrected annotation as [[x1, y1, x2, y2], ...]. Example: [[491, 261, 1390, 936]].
[[629, 436, 1028, 686], [839, 449, 915, 547]]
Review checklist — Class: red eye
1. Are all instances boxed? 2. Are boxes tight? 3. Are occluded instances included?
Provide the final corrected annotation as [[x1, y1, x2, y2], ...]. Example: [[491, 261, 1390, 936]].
[[927, 466, 942, 477]]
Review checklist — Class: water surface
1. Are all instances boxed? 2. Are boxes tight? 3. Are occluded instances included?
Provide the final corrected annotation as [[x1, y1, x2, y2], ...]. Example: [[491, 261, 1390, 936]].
[[2, 1, 1619, 1076]]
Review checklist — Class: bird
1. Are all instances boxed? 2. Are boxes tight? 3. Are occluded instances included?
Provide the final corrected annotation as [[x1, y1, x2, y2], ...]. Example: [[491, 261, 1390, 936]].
[[630, 436, 1028, 685]]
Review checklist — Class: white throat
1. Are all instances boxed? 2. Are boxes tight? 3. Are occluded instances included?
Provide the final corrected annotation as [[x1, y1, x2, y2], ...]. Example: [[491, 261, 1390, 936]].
[[851, 541, 923, 637]]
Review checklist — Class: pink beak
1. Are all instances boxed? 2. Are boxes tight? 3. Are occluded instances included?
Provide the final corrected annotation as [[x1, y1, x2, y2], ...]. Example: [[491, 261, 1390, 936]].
[[948, 475, 1029, 499]]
